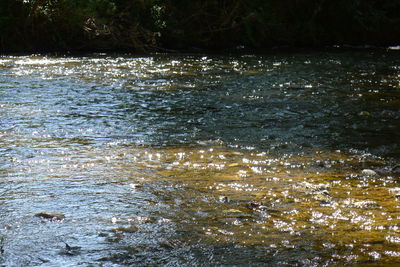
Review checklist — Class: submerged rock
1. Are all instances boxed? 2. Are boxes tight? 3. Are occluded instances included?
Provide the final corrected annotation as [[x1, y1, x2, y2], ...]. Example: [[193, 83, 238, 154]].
[[246, 201, 263, 210], [371, 165, 400, 175], [110, 225, 138, 234], [35, 212, 65, 221], [391, 165, 400, 174], [362, 169, 378, 176], [342, 199, 380, 209], [389, 187, 400, 199], [295, 181, 331, 203], [296, 181, 330, 193], [160, 239, 185, 249], [0, 235, 4, 254], [358, 111, 370, 116], [219, 196, 229, 203]]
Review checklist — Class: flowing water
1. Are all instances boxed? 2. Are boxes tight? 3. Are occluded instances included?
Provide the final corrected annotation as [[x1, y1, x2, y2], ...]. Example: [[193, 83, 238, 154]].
[[0, 50, 399, 266]]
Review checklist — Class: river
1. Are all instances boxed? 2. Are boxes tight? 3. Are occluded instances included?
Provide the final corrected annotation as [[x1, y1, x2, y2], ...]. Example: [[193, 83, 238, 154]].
[[0, 50, 399, 266]]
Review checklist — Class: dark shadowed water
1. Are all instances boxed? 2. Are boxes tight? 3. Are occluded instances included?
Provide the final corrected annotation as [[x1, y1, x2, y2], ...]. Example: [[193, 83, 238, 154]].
[[0, 50, 399, 266]]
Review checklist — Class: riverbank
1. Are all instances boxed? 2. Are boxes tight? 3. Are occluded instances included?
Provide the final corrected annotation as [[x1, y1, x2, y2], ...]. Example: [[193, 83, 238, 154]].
[[1, 0, 400, 54]]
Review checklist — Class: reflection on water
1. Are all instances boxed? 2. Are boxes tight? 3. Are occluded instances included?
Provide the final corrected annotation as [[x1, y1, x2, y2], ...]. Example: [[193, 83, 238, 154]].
[[0, 51, 399, 265]]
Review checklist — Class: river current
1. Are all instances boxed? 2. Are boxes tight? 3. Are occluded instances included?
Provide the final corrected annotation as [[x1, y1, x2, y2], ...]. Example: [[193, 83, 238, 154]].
[[0, 50, 399, 266]]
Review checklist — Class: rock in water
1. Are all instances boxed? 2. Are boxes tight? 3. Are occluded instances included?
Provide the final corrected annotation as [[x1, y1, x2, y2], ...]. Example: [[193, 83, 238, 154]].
[[362, 169, 377, 176], [62, 242, 81, 256], [35, 212, 65, 221]]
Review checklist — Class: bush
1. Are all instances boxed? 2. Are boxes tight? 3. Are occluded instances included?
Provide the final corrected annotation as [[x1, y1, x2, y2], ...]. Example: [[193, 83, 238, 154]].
[[1, 0, 399, 53]]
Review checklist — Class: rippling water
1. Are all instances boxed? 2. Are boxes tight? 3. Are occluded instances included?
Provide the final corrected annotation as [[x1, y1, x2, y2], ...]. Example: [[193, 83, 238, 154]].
[[0, 50, 400, 266]]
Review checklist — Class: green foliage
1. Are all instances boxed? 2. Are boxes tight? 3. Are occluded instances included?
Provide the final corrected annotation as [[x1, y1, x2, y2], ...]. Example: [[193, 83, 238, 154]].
[[1, 0, 400, 52]]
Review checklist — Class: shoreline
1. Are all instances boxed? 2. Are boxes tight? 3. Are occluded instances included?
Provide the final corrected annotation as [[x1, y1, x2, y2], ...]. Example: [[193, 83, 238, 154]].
[[2, 44, 400, 57]]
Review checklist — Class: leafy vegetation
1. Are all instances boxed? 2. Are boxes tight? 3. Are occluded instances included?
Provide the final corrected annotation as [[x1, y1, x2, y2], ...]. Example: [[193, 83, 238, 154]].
[[1, 0, 400, 52]]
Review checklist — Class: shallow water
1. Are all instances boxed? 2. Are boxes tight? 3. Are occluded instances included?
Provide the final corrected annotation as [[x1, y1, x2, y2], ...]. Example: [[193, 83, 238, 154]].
[[0, 50, 400, 266]]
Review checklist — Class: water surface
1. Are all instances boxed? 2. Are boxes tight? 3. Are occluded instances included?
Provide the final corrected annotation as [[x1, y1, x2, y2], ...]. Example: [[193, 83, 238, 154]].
[[0, 50, 400, 266]]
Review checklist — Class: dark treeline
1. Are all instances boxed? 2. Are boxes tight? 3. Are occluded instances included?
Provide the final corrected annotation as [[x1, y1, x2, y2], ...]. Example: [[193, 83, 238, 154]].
[[1, 0, 400, 53]]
